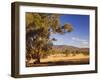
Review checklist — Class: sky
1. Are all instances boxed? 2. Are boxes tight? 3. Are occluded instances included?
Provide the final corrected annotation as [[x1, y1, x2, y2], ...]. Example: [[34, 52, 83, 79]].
[[50, 14, 90, 48]]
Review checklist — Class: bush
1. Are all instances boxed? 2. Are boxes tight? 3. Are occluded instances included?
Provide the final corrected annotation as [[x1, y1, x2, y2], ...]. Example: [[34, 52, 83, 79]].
[[82, 52, 89, 56]]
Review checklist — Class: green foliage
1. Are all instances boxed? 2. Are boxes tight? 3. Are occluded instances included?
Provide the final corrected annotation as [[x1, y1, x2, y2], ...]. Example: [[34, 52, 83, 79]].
[[63, 49, 70, 56], [63, 24, 73, 32], [82, 51, 89, 56], [26, 13, 73, 63]]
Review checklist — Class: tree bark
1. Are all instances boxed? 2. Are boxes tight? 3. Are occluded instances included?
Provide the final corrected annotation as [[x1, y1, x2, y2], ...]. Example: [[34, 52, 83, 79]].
[[37, 55, 40, 63], [34, 51, 40, 64]]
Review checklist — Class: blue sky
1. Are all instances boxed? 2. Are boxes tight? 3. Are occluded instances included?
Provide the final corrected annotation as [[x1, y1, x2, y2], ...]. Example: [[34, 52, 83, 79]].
[[50, 14, 90, 48]]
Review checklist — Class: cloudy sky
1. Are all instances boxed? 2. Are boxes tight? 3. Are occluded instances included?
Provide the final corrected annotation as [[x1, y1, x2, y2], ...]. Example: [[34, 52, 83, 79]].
[[50, 14, 89, 48]]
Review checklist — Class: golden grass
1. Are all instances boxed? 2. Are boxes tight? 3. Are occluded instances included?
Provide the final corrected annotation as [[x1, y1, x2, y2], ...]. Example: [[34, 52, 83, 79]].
[[41, 53, 89, 62], [27, 53, 89, 63]]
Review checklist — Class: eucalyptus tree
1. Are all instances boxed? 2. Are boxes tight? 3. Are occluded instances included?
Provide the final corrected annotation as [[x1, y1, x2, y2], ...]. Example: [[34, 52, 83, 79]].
[[26, 13, 73, 63]]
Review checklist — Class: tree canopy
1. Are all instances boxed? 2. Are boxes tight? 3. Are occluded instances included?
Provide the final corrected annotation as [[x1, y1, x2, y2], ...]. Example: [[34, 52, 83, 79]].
[[26, 12, 73, 63]]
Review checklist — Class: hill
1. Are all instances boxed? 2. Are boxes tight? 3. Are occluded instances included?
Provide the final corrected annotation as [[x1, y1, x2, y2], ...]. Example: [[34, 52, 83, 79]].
[[52, 45, 89, 52]]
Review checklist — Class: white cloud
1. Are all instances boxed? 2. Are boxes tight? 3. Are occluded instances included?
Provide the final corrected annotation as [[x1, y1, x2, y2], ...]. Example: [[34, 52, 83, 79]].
[[80, 41, 89, 48], [72, 37, 87, 42], [72, 37, 89, 48]]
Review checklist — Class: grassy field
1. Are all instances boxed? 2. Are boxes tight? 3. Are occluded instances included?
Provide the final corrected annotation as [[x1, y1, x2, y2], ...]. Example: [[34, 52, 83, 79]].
[[26, 53, 89, 67]]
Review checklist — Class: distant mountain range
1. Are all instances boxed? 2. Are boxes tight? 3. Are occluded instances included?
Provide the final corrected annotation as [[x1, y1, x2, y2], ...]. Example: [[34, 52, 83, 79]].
[[52, 45, 89, 52]]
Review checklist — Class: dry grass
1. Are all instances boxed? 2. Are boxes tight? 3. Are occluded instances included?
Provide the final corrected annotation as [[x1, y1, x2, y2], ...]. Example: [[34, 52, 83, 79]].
[[41, 53, 89, 62], [26, 53, 89, 67]]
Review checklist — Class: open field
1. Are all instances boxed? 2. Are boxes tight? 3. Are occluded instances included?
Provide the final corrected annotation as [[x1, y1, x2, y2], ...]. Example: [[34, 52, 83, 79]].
[[26, 53, 89, 67]]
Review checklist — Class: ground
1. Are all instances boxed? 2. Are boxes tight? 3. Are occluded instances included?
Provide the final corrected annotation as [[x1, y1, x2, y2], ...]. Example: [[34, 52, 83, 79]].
[[26, 53, 89, 67]]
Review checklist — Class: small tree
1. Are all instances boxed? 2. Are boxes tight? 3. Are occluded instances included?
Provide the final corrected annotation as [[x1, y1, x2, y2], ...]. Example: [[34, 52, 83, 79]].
[[26, 13, 73, 63], [63, 49, 69, 56], [76, 50, 79, 54]]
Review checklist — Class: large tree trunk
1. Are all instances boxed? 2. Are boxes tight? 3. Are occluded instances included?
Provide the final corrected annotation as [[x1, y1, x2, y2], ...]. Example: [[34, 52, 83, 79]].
[[34, 52, 40, 64], [36, 55, 40, 63]]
